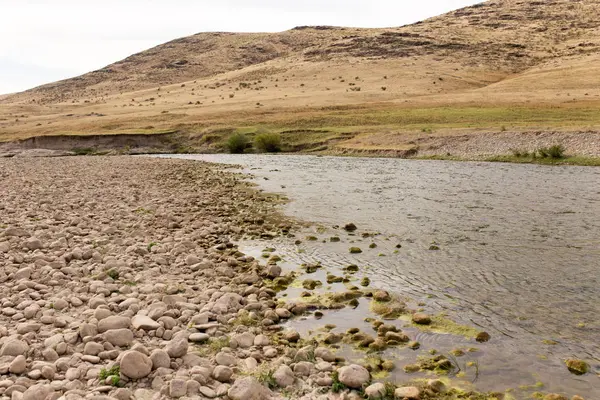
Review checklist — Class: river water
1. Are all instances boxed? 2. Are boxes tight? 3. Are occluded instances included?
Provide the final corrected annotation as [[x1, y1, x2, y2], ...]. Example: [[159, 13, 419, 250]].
[[156, 154, 599, 398]]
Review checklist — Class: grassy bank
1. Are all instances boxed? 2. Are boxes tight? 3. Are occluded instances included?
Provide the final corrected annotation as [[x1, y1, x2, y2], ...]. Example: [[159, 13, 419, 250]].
[[417, 154, 600, 167]]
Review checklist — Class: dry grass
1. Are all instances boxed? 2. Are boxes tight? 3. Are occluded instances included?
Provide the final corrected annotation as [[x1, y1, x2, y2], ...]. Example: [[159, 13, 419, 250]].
[[2, 0, 600, 158]]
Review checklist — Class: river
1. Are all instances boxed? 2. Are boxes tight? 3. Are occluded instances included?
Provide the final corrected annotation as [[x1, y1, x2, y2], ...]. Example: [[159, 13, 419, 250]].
[[155, 154, 599, 399]]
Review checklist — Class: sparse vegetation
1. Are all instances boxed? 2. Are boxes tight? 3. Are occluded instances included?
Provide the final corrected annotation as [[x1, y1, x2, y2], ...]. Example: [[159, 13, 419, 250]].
[[106, 269, 119, 280], [254, 132, 282, 153], [98, 365, 121, 386], [256, 367, 277, 389], [225, 133, 250, 154], [537, 144, 565, 159], [331, 371, 347, 393]]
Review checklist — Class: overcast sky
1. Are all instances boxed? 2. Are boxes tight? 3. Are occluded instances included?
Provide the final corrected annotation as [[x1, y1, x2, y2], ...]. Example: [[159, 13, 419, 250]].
[[0, 0, 482, 95]]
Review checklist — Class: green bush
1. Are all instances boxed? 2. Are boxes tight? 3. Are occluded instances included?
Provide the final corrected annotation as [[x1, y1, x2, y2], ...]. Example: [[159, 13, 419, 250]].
[[226, 133, 250, 154], [254, 133, 282, 153], [537, 144, 565, 159]]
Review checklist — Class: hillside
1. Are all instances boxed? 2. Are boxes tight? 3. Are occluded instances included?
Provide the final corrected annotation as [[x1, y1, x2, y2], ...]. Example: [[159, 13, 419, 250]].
[[1, 0, 600, 160]]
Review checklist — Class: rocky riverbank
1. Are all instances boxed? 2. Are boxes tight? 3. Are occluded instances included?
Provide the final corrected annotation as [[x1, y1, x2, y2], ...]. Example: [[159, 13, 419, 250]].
[[0, 157, 587, 400]]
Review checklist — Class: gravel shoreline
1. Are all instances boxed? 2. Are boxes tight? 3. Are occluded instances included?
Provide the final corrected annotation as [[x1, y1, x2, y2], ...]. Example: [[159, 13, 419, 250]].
[[0, 157, 584, 400]]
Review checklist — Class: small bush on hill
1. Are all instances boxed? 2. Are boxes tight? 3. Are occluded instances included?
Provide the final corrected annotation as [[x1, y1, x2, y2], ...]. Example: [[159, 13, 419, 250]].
[[226, 133, 250, 154], [254, 133, 282, 153]]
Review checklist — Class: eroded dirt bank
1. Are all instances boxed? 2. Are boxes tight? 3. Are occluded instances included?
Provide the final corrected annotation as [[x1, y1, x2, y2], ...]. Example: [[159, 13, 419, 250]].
[[1, 130, 600, 164], [0, 157, 590, 400]]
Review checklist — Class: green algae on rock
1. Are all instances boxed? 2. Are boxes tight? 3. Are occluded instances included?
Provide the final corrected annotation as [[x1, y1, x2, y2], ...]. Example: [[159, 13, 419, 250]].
[[565, 359, 589, 375]]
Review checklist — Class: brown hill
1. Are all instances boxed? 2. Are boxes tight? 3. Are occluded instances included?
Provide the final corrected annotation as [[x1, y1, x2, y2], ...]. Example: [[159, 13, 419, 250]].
[[1, 0, 600, 161]]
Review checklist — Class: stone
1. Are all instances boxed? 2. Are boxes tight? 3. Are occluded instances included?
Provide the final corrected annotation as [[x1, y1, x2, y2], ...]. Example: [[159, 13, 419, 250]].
[[283, 330, 300, 343], [293, 362, 312, 376], [394, 386, 421, 399], [120, 350, 153, 379], [169, 379, 187, 398], [24, 237, 43, 250], [17, 323, 41, 335], [227, 377, 273, 400], [113, 388, 133, 400], [98, 316, 130, 332], [476, 331, 491, 342], [166, 338, 188, 358], [22, 384, 52, 400], [565, 359, 589, 375], [266, 265, 281, 278], [53, 298, 69, 310], [364, 382, 386, 399], [132, 315, 160, 330], [9, 355, 27, 374], [44, 334, 64, 348], [315, 347, 336, 362], [543, 395, 568, 400], [0, 340, 29, 356], [344, 223, 358, 232], [216, 351, 237, 366], [254, 335, 270, 346], [150, 349, 170, 370], [134, 389, 156, 400], [273, 365, 294, 388], [427, 379, 445, 393], [199, 386, 217, 398], [233, 332, 255, 348], [14, 267, 32, 280], [79, 322, 98, 338], [337, 364, 370, 389], [373, 290, 391, 302], [212, 366, 233, 382], [84, 341, 104, 356], [411, 313, 431, 325], [385, 331, 409, 343], [104, 328, 134, 347], [188, 333, 209, 343]]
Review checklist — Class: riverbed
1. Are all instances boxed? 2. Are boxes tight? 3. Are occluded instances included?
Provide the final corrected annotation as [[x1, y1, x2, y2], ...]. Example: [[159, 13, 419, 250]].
[[156, 154, 600, 399]]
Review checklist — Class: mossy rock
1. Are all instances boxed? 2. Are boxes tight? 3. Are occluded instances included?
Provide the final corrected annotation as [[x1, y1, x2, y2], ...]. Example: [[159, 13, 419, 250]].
[[381, 360, 395, 371], [344, 223, 358, 232], [565, 359, 589, 375], [368, 339, 387, 352], [450, 349, 465, 357], [268, 255, 282, 263], [403, 364, 421, 373], [302, 279, 322, 290], [373, 290, 391, 302], [330, 236, 341, 242], [303, 263, 322, 273], [349, 247, 362, 254], [345, 264, 359, 272], [360, 277, 371, 286]]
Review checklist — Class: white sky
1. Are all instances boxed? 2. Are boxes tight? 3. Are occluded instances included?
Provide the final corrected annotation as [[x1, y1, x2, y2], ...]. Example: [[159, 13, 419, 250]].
[[0, 0, 482, 95]]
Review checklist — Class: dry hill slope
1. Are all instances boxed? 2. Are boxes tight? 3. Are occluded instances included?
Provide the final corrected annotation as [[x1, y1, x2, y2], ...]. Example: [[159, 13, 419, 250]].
[[1, 0, 600, 161]]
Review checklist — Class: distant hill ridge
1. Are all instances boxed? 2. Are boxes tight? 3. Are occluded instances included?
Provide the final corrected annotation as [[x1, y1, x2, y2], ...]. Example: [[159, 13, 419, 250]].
[[3, 0, 600, 104]]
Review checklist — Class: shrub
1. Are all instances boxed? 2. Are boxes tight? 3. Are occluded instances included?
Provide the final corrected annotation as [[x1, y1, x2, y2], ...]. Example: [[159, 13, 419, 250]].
[[254, 133, 282, 153], [547, 144, 565, 159], [510, 149, 529, 158], [537, 144, 565, 159], [226, 133, 250, 154]]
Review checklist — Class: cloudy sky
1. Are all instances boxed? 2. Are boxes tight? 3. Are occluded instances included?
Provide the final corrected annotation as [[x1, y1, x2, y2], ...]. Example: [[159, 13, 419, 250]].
[[0, 0, 482, 94]]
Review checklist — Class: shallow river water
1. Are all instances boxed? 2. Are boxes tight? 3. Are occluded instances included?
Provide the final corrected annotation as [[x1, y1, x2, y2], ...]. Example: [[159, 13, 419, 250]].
[[157, 154, 599, 398]]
